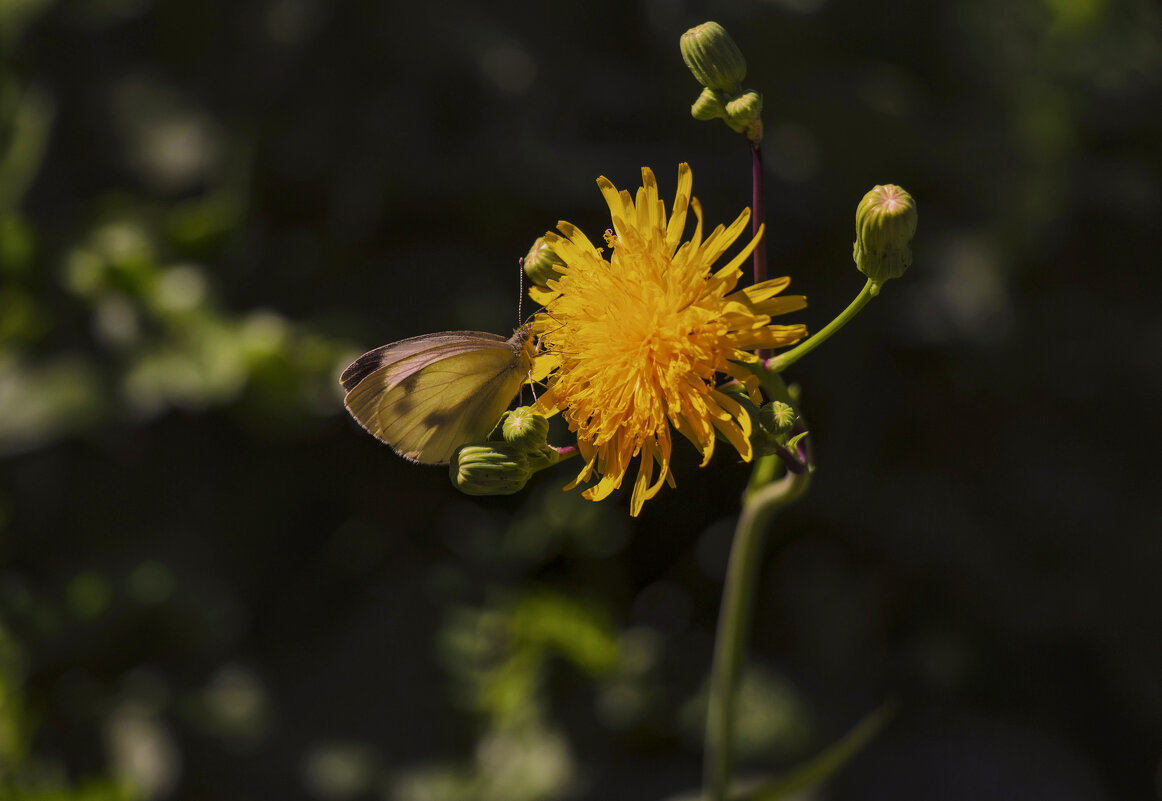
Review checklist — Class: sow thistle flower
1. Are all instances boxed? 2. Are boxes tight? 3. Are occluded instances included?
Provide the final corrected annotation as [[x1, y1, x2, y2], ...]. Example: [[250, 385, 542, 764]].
[[530, 164, 807, 516]]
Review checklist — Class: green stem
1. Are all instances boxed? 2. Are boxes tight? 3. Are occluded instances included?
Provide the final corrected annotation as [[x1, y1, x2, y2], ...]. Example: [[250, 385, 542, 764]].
[[765, 278, 877, 374], [704, 466, 811, 801], [746, 454, 780, 495]]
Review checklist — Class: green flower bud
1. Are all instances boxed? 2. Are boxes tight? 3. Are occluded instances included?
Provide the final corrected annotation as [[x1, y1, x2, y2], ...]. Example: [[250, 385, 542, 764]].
[[724, 90, 763, 142], [501, 406, 550, 449], [853, 184, 917, 290], [725, 90, 761, 123], [691, 86, 728, 121], [681, 22, 747, 93], [523, 236, 565, 289], [450, 443, 532, 496], [759, 401, 796, 435]]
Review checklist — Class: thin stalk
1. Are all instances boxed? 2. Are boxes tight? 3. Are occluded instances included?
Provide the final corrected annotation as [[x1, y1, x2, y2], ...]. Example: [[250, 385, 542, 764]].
[[765, 278, 876, 374], [552, 445, 578, 460], [704, 467, 811, 801], [751, 142, 772, 363], [751, 142, 766, 286]]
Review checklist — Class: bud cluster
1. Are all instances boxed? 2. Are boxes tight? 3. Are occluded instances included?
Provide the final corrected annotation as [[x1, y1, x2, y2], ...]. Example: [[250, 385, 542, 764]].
[[449, 407, 560, 496], [680, 22, 763, 143]]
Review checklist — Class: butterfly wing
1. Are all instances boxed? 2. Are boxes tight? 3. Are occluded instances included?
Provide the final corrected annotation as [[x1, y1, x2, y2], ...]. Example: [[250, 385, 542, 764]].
[[342, 329, 533, 464]]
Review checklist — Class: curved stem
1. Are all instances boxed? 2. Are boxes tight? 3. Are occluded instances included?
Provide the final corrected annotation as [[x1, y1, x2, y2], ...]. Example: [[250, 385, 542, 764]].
[[765, 278, 876, 374], [704, 466, 812, 801]]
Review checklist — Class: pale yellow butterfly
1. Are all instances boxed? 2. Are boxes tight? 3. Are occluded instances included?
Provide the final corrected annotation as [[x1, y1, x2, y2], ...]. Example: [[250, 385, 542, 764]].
[[340, 326, 536, 464]]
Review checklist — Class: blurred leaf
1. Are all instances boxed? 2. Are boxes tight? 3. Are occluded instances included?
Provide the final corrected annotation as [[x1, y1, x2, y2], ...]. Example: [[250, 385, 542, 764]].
[[0, 0, 55, 45], [681, 665, 814, 762], [663, 701, 894, 801], [0, 214, 36, 274], [0, 779, 134, 801], [0, 356, 105, 455], [388, 726, 576, 801], [509, 592, 619, 676], [738, 701, 895, 801], [301, 741, 381, 801], [1042, 0, 1108, 29], [0, 80, 52, 212], [440, 591, 619, 731], [66, 570, 112, 620], [0, 285, 47, 345], [165, 195, 244, 253], [180, 664, 272, 746], [0, 620, 29, 778]]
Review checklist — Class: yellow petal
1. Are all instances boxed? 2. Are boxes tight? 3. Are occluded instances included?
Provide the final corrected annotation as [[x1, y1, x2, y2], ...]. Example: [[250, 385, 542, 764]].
[[597, 176, 624, 219], [713, 224, 764, 282], [728, 275, 792, 303], [712, 416, 753, 461], [665, 163, 693, 254], [700, 208, 750, 268], [529, 285, 560, 306]]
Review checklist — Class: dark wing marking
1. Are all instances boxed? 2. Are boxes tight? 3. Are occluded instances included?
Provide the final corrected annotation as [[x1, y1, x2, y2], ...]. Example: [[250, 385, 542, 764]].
[[344, 346, 525, 463]]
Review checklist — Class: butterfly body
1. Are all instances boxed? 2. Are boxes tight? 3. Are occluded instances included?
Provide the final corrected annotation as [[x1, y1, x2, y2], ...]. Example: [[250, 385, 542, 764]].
[[341, 326, 535, 464]]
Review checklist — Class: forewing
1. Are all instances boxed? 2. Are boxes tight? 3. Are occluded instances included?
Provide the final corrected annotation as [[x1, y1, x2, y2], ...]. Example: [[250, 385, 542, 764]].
[[344, 338, 525, 464], [340, 331, 509, 394]]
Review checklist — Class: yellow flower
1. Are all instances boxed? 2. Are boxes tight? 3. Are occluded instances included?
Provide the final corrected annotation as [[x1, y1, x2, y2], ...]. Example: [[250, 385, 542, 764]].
[[530, 163, 807, 516]]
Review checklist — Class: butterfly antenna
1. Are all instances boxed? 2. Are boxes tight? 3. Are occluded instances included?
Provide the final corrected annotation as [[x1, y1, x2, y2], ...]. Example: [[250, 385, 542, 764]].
[[527, 332, 540, 402], [517, 257, 524, 329]]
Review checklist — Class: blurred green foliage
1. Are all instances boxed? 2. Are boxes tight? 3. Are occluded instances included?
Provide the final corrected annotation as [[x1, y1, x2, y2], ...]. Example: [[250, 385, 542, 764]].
[[0, 0, 1159, 799], [1, 620, 131, 799]]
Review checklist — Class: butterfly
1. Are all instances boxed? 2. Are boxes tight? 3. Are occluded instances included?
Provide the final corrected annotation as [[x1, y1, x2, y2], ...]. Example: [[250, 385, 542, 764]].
[[340, 326, 536, 464]]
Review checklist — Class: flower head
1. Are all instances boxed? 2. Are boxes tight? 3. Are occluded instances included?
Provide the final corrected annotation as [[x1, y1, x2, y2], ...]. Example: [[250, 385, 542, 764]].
[[530, 164, 806, 516]]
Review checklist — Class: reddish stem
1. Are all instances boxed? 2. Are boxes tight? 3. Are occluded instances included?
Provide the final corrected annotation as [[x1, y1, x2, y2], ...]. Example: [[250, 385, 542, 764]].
[[750, 141, 766, 286], [752, 141, 769, 361]]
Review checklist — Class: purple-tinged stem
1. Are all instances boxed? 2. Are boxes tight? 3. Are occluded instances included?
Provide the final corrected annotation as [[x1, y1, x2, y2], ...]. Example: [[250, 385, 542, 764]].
[[750, 141, 766, 286], [752, 141, 770, 362]]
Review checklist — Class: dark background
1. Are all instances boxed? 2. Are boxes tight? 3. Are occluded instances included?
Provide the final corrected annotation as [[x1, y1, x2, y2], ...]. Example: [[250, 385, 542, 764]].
[[1, 0, 1160, 799]]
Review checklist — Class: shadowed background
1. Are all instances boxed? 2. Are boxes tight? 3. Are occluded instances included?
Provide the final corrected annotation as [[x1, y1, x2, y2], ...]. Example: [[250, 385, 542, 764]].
[[1, 0, 1160, 799]]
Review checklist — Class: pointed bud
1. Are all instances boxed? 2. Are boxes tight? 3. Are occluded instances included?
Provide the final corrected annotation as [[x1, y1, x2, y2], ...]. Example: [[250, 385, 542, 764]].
[[450, 443, 532, 496], [853, 184, 917, 290], [523, 236, 565, 289], [681, 22, 747, 93]]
